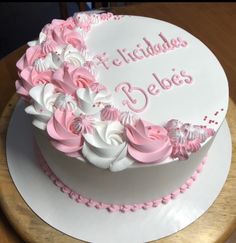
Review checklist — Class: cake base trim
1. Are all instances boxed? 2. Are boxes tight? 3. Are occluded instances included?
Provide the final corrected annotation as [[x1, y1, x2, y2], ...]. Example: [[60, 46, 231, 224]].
[[37, 146, 207, 213]]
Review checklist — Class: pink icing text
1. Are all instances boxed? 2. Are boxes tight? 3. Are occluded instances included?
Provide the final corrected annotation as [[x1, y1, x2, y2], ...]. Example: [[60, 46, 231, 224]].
[[94, 32, 188, 70], [115, 69, 193, 113], [115, 82, 148, 113]]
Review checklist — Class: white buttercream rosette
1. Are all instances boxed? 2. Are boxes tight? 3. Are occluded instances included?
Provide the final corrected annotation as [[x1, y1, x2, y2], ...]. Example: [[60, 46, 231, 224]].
[[76, 87, 112, 115], [82, 121, 134, 171], [25, 83, 59, 130], [34, 44, 87, 72]]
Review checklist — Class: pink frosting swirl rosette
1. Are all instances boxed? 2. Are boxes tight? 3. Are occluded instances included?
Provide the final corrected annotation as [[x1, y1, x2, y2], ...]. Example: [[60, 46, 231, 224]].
[[16, 45, 44, 71], [125, 119, 172, 163], [42, 17, 85, 50], [52, 63, 95, 95], [47, 109, 84, 157], [16, 66, 52, 98]]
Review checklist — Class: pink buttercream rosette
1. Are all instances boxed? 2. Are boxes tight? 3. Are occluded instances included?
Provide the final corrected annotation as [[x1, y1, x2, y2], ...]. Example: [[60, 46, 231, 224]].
[[47, 109, 84, 157], [125, 119, 172, 163], [52, 63, 95, 96], [42, 17, 85, 51], [16, 66, 52, 99], [16, 45, 44, 71]]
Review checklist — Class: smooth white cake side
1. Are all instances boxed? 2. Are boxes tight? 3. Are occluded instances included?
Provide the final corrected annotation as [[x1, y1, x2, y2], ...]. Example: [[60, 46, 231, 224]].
[[34, 126, 214, 204]]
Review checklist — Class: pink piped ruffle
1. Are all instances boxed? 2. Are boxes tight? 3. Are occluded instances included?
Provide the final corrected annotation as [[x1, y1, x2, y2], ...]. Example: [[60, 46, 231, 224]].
[[165, 119, 215, 160]]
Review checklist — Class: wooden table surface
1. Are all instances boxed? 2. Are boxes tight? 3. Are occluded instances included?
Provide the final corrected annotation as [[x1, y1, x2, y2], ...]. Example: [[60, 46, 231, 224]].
[[0, 2, 236, 243]]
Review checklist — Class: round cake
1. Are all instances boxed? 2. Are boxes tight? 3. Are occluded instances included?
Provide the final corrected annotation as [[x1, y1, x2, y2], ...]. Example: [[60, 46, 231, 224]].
[[15, 12, 228, 212]]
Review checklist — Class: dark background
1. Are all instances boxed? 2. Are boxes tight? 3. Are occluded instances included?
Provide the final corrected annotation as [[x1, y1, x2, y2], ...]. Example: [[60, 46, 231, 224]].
[[0, 2, 101, 59], [0, 2, 134, 59]]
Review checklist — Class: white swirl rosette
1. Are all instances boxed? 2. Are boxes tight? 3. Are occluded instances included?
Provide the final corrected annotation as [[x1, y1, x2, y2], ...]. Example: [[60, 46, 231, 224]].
[[60, 44, 86, 67], [76, 87, 112, 114], [25, 83, 59, 130], [54, 93, 78, 111], [34, 53, 60, 72], [82, 121, 134, 171]]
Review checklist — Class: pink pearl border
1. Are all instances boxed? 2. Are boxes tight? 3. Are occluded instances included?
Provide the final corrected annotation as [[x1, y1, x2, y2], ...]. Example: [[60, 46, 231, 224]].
[[38, 148, 207, 213]]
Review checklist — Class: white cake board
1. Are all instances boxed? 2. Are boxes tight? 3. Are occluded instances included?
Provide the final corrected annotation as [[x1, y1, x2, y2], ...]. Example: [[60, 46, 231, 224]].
[[6, 101, 232, 243]]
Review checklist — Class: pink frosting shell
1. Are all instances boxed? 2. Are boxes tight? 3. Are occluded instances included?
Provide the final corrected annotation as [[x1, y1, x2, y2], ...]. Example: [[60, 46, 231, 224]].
[[125, 119, 172, 163], [47, 109, 83, 157], [52, 63, 95, 96]]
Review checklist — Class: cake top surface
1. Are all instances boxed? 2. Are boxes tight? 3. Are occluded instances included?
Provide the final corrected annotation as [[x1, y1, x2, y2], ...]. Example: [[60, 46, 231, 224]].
[[15, 12, 228, 171], [87, 15, 228, 125]]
